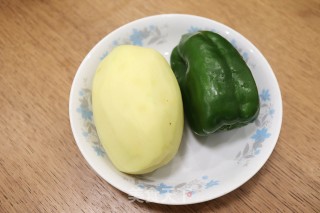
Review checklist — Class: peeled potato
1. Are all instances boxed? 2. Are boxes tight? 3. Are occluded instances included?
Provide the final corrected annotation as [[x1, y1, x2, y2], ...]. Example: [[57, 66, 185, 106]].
[[92, 45, 184, 174]]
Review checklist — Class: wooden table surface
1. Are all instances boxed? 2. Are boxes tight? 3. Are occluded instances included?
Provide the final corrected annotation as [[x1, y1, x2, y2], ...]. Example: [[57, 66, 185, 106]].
[[1, 0, 319, 212]]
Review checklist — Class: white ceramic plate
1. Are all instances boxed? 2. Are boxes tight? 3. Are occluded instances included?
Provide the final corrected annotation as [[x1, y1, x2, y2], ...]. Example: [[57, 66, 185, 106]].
[[69, 14, 282, 205]]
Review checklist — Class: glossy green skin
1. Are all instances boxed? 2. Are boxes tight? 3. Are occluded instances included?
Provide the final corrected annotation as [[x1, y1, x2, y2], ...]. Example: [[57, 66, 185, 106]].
[[170, 31, 260, 136]]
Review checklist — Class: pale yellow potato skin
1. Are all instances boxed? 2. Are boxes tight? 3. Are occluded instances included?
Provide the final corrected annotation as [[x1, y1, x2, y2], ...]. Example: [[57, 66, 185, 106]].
[[92, 45, 184, 174]]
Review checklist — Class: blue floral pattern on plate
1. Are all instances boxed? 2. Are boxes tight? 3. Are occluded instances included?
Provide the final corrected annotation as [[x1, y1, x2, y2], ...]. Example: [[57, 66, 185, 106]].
[[77, 83, 105, 157], [235, 89, 274, 166], [122, 175, 219, 198], [99, 25, 168, 60]]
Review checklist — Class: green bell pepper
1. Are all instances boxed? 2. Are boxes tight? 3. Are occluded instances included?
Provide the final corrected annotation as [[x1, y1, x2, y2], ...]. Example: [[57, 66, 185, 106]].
[[170, 31, 260, 136]]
